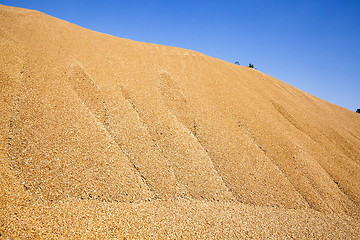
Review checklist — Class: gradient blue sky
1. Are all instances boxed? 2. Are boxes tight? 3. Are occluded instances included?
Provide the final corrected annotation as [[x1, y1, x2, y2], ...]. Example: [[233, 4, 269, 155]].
[[2, 0, 359, 111]]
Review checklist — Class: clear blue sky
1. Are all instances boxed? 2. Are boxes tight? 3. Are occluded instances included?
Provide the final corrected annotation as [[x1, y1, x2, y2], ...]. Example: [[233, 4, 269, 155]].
[[2, 0, 359, 111]]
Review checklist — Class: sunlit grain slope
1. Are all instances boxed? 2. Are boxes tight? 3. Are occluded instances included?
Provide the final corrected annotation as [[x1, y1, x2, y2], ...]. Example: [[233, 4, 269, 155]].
[[1, 4, 359, 239]]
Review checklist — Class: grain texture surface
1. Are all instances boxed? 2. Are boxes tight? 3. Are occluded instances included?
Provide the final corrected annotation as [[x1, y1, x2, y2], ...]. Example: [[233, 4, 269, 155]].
[[1, 4, 359, 239]]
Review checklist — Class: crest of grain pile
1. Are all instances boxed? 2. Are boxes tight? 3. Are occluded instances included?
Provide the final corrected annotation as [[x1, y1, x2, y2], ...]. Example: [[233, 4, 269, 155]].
[[1, 4, 359, 239]]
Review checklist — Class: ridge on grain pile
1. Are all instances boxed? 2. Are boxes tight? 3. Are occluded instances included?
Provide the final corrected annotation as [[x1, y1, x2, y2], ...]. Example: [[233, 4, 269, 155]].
[[1, 4, 359, 239]]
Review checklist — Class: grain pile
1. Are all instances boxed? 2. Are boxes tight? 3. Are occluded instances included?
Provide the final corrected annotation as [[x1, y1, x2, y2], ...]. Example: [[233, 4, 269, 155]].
[[1, 4, 359, 239]]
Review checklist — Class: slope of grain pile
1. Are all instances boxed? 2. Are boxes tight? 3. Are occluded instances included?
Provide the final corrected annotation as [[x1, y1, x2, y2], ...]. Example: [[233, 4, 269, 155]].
[[1, 4, 359, 238]]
